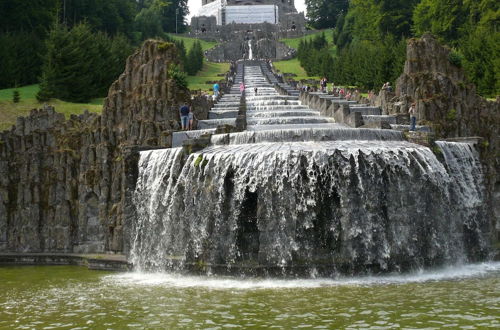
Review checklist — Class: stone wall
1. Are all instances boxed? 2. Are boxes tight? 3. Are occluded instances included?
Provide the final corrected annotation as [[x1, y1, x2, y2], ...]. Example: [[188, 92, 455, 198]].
[[0, 40, 210, 254]]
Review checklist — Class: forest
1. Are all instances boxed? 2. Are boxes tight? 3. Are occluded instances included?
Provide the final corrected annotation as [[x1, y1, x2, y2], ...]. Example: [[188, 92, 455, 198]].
[[0, 0, 202, 102], [304, 0, 499, 97]]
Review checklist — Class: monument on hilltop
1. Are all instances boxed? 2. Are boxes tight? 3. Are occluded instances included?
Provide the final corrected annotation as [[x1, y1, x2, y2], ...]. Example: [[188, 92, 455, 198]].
[[190, 0, 305, 61]]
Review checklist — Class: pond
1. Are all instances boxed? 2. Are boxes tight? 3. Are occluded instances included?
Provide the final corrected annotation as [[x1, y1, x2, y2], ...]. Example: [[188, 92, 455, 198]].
[[1, 263, 499, 329]]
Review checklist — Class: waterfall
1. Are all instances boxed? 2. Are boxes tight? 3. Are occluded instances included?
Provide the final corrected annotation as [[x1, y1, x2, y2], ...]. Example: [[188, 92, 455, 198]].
[[435, 141, 489, 261], [130, 64, 490, 277], [248, 40, 253, 60], [130, 140, 490, 275]]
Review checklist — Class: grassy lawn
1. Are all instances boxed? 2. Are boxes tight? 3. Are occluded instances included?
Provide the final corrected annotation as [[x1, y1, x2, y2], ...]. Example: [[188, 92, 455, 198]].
[[275, 29, 336, 82], [280, 29, 334, 51], [187, 61, 230, 92], [273, 58, 320, 81], [167, 34, 217, 52], [0, 85, 103, 131]]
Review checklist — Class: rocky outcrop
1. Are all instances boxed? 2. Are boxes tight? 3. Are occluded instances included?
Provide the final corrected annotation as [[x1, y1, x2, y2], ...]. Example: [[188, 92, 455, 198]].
[[385, 34, 500, 242], [0, 40, 210, 254]]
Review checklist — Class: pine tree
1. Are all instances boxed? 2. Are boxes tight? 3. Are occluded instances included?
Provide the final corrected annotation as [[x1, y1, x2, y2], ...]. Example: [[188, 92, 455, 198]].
[[37, 22, 134, 103], [185, 40, 204, 75], [12, 90, 20, 103]]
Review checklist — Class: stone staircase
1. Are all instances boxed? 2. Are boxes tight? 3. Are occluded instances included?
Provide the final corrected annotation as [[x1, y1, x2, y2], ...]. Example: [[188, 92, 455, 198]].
[[173, 60, 432, 148], [243, 65, 337, 131]]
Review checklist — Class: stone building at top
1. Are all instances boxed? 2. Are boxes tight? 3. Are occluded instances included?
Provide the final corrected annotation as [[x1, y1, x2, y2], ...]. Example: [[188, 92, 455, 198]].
[[196, 0, 299, 25], [190, 0, 305, 61], [191, 0, 305, 33]]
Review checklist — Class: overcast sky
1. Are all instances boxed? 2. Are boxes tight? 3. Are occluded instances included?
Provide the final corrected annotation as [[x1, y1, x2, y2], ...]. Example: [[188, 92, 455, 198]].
[[187, 0, 307, 20]]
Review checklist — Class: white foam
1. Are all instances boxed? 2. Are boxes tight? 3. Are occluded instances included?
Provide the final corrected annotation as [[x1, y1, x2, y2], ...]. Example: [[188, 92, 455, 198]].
[[104, 262, 500, 290]]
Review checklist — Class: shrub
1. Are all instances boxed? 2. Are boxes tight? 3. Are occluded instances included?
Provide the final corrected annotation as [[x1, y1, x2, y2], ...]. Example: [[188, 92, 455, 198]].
[[168, 64, 188, 89], [448, 49, 464, 68], [12, 90, 20, 103]]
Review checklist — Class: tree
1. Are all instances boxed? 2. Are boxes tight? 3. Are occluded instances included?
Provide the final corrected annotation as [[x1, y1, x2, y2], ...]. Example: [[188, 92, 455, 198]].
[[37, 22, 134, 102], [378, 0, 421, 38], [413, 0, 468, 44], [0, 0, 58, 88], [0, 0, 58, 35], [305, 0, 349, 29], [134, 0, 168, 40], [185, 40, 204, 75], [161, 0, 189, 33], [12, 90, 20, 103], [60, 0, 137, 37]]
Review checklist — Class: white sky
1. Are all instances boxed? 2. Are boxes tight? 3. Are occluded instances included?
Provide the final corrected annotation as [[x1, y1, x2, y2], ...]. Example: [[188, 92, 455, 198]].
[[187, 0, 307, 20]]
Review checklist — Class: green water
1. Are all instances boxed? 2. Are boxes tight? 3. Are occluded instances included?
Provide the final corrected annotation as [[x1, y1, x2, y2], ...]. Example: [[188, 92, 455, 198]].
[[1, 264, 499, 329]]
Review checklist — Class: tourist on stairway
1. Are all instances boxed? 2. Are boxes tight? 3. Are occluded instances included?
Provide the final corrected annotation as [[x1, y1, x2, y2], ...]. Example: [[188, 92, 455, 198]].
[[213, 83, 220, 98], [179, 103, 190, 131], [188, 107, 195, 131], [409, 102, 417, 131], [240, 82, 246, 96]]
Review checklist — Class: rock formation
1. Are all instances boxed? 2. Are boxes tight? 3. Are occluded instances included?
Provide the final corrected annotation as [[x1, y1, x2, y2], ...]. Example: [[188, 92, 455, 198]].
[[382, 34, 500, 242], [0, 40, 211, 254]]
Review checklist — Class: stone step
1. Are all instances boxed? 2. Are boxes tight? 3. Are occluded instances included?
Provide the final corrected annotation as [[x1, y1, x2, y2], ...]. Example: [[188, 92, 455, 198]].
[[172, 129, 216, 148], [211, 107, 239, 112], [362, 115, 397, 124], [247, 111, 321, 118], [247, 116, 335, 126], [349, 107, 381, 116], [209, 111, 239, 119], [213, 103, 241, 108], [198, 118, 236, 129], [390, 124, 432, 133]]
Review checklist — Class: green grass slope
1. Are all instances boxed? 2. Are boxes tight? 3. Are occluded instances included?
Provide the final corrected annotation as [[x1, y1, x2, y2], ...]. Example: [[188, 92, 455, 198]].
[[187, 61, 230, 92], [0, 85, 103, 131]]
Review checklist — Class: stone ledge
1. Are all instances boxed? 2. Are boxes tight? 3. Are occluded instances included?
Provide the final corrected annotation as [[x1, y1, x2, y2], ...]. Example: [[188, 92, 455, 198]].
[[0, 253, 131, 272]]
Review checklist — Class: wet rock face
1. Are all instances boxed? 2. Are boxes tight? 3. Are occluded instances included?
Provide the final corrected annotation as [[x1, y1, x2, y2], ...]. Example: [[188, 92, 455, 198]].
[[0, 40, 204, 254], [102, 40, 189, 146]]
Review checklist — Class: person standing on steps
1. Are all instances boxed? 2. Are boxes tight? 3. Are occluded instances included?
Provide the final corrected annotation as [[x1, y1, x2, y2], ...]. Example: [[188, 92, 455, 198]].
[[240, 82, 245, 96], [254, 87, 258, 95], [213, 82, 220, 98], [409, 102, 417, 131], [179, 102, 190, 131], [188, 107, 195, 130]]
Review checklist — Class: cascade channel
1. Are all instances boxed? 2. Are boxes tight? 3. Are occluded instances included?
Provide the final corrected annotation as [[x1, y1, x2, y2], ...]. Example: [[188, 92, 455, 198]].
[[130, 64, 491, 276], [248, 40, 253, 60]]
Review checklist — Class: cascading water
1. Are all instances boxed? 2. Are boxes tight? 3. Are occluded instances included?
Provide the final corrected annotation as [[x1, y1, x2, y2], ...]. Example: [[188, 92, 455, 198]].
[[248, 40, 253, 60], [130, 64, 491, 276], [131, 140, 489, 275]]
